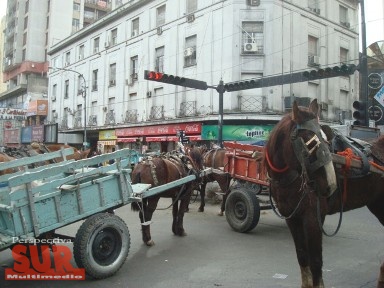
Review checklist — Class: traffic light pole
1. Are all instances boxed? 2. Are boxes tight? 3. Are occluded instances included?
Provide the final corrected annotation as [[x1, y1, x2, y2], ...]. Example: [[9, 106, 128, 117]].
[[216, 80, 225, 148], [359, 0, 369, 126]]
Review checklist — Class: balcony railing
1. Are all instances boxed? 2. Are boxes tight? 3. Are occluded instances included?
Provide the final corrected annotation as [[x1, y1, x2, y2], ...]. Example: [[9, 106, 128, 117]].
[[88, 115, 97, 126], [124, 109, 138, 123], [74, 116, 83, 128], [238, 95, 266, 112], [179, 101, 197, 117], [149, 106, 164, 120], [104, 111, 116, 125]]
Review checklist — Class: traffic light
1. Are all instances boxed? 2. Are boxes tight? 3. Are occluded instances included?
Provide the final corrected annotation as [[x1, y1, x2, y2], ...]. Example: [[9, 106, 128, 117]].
[[224, 79, 261, 92], [302, 64, 358, 81], [352, 100, 366, 126], [144, 70, 208, 90]]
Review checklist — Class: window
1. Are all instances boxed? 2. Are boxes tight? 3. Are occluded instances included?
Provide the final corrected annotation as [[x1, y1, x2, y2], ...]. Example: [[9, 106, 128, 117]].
[[156, 5, 166, 27], [77, 75, 83, 95], [132, 18, 139, 37], [155, 46, 164, 72], [65, 52, 70, 66], [64, 80, 69, 98], [111, 28, 117, 45], [94, 37, 100, 53], [46, 16, 49, 29], [340, 47, 348, 64], [109, 63, 116, 86], [25, 0, 29, 13], [73, 3, 80, 11], [130, 56, 138, 81], [23, 32, 27, 45], [186, 0, 197, 14], [24, 16, 28, 29], [108, 97, 115, 112], [308, 0, 319, 10], [79, 45, 84, 60], [73, 18, 80, 31], [184, 35, 197, 67], [52, 84, 57, 100], [339, 5, 348, 25], [242, 22, 264, 54], [22, 49, 26, 61], [92, 69, 98, 91], [308, 36, 319, 66]]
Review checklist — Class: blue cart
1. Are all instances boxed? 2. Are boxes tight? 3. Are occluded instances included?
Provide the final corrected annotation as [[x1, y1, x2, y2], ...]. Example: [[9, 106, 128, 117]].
[[0, 148, 210, 279]]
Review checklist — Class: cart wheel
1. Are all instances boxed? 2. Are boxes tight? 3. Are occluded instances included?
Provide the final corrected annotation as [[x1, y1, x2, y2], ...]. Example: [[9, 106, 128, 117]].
[[225, 188, 260, 233], [73, 213, 130, 279]]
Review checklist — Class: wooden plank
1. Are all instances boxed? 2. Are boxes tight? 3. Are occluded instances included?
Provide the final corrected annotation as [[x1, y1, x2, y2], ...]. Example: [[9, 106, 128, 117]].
[[332, 153, 384, 176], [0, 148, 75, 171]]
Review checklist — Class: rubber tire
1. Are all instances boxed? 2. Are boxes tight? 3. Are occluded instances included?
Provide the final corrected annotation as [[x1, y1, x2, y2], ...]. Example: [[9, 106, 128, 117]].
[[73, 213, 130, 279], [225, 188, 260, 233]]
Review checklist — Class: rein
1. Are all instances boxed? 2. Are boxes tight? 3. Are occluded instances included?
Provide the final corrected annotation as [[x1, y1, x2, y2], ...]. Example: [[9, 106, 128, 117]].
[[265, 150, 289, 173]]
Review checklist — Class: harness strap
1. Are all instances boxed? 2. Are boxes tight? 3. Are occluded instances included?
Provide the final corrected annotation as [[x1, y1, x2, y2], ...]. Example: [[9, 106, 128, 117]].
[[265, 150, 289, 173]]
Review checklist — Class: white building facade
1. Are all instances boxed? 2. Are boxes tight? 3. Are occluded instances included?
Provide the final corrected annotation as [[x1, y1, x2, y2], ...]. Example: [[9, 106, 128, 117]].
[[48, 0, 360, 151]]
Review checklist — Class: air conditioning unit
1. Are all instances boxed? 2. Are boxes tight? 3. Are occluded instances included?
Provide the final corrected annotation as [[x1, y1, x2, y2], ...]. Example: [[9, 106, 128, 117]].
[[341, 22, 350, 28], [109, 79, 116, 86], [308, 55, 320, 65], [147, 91, 152, 98], [131, 73, 138, 80], [186, 14, 195, 23], [64, 62, 70, 66], [244, 43, 258, 52], [157, 26, 162, 35], [320, 102, 328, 111], [184, 47, 194, 57], [51, 96, 56, 101], [77, 89, 83, 95], [53, 112, 58, 118], [103, 106, 108, 112], [314, 8, 320, 14], [131, 30, 138, 37], [248, 0, 260, 6]]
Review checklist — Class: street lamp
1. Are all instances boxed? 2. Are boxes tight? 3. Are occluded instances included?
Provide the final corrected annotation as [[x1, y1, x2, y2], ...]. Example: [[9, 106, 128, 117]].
[[49, 66, 88, 150]]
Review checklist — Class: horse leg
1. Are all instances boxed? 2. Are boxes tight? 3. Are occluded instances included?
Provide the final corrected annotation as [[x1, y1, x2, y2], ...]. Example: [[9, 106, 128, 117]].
[[172, 196, 189, 236], [378, 262, 384, 288], [140, 198, 158, 246], [286, 216, 319, 288], [198, 180, 207, 212]]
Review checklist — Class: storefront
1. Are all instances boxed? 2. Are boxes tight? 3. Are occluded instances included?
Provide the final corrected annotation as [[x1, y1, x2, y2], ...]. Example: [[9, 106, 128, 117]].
[[97, 130, 117, 154], [116, 122, 202, 153]]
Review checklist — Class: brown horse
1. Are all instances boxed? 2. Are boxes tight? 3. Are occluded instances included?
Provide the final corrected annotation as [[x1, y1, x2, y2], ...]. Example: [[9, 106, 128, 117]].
[[263, 99, 384, 288], [197, 148, 231, 214], [30, 143, 90, 161], [0, 153, 20, 175], [131, 148, 204, 246]]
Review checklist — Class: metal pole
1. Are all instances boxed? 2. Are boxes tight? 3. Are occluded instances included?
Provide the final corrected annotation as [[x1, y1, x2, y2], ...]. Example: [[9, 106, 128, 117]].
[[359, 0, 369, 126], [216, 80, 225, 148]]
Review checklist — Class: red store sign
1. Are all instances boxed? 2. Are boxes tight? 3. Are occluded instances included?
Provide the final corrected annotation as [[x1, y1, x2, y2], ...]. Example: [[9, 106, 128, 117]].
[[116, 123, 202, 137]]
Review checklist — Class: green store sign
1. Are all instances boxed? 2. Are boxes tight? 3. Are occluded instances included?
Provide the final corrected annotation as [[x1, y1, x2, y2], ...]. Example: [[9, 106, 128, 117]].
[[201, 125, 274, 141]]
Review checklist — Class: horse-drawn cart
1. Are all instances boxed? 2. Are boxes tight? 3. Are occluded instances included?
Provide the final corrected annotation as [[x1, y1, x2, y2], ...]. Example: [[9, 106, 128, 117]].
[[0, 148, 210, 279], [220, 141, 270, 233]]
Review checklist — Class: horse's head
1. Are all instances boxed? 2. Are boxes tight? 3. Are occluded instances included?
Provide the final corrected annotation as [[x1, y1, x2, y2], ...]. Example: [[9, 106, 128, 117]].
[[186, 147, 204, 171], [264, 99, 337, 197]]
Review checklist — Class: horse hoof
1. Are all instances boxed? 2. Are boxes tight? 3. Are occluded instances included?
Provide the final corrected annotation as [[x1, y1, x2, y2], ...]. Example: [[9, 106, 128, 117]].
[[198, 207, 204, 212], [218, 211, 224, 216], [146, 240, 155, 246]]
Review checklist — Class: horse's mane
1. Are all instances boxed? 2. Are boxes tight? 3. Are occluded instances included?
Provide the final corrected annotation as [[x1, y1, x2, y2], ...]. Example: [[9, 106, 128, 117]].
[[187, 147, 203, 169], [263, 114, 296, 171]]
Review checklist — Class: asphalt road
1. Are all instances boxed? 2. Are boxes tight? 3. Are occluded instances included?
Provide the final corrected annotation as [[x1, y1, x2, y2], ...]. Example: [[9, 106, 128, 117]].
[[1, 195, 383, 288]]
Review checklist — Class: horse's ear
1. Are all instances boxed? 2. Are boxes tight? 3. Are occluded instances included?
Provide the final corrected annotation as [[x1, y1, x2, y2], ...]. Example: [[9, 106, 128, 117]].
[[292, 100, 299, 121], [309, 99, 320, 117]]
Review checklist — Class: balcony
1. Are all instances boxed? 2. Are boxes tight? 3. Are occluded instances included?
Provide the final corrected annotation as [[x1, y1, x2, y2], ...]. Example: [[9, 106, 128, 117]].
[[84, 0, 111, 11], [179, 101, 197, 117], [74, 116, 83, 128], [104, 111, 116, 125], [149, 106, 164, 120], [124, 109, 138, 123], [238, 95, 266, 112], [88, 115, 97, 126]]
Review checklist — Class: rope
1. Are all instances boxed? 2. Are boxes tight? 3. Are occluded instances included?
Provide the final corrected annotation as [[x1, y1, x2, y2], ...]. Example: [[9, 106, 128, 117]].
[[336, 148, 360, 203]]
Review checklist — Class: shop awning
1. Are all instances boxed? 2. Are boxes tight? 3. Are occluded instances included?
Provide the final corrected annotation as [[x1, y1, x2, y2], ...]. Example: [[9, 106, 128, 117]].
[[167, 136, 179, 141], [98, 140, 116, 145], [188, 135, 201, 141], [146, 136, 168, 142], [117, 138, 137, 143]]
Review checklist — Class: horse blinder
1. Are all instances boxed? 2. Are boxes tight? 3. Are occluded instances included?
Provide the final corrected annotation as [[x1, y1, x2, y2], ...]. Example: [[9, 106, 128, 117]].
[[291, 119, 337, 197]]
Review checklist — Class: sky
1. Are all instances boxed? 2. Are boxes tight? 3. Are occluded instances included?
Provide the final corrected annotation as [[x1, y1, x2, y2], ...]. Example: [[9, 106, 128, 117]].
[[0, 1, 382, 50]]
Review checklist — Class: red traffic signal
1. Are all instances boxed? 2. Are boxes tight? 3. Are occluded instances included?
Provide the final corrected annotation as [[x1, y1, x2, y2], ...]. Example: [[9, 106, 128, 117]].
[[144, 70, 208, 90]]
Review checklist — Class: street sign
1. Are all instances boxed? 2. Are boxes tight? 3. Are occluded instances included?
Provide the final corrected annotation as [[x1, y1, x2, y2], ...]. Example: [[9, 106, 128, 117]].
[[368, 105, 383, 122], [373, 85, 384, 108], [368, 73, 383, 89]]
